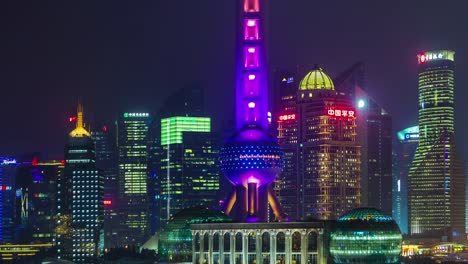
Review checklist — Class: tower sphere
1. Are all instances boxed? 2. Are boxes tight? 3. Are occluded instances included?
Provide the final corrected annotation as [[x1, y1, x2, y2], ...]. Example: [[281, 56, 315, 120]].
[[299, 67, 335, 91], [219, 125, 284, 187]]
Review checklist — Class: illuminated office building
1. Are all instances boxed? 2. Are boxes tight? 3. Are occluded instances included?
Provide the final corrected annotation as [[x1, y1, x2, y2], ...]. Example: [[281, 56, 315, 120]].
[[409, 50, 465, 239], [158, 116, 219, 226], [275, 67, 361, 220], [272, 70, 298, 219], [117, 112, 151, 245], [334, 63, 393, 216], [91, 125, 119, 248], [14, 159, 64, 243], [393, 126, 419, 234], [0, 157, 18, 243], [63, 104, 103, 263]]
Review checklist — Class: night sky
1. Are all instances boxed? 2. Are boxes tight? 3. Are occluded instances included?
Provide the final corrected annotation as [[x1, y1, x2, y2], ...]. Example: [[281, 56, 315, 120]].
[[1, 1, 468, 162]]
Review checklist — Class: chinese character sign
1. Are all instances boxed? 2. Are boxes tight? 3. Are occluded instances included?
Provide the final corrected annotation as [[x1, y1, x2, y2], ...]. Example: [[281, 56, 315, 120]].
[[327, 108, 356, 118], [278, 114, 296, 121]]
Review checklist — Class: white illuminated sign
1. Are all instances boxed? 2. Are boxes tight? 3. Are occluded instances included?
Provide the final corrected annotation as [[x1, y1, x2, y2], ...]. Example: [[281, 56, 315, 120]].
[[1, 159, 17, 165], [418, 52, 443, 63], [124, 113, 149, 118]]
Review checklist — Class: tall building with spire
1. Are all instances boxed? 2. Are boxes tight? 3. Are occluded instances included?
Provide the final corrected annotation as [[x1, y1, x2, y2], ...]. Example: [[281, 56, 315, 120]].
[[60, 104, 103, 263], [409, 50, 465, 240]]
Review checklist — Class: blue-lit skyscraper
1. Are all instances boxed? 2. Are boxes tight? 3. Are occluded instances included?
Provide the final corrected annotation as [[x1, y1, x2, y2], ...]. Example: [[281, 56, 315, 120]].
[[0, 158, 18, 243]]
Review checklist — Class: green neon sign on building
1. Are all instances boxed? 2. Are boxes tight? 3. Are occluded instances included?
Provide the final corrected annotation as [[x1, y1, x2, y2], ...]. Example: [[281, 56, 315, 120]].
[[161, 117, 211, 145]]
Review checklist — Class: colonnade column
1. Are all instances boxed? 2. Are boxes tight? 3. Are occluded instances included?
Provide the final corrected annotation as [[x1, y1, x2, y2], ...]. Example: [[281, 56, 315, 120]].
[[242, 231, 248, 264], [301, 230, 307, 264], [318, 230, 324, 264], [200, 234, 205, 264], [270, 233, 276, 264], [230, 232, 235, 264], [208, 232, 213, 264], [256, 231, 262, 264], [192, 231, 196, 264], [285, 231, 291, 264], [220, 233, 225, 264]]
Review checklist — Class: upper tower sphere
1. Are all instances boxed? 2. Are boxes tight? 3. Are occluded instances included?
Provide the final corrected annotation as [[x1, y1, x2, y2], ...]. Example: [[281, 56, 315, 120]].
[[299, 67, 335, 91]]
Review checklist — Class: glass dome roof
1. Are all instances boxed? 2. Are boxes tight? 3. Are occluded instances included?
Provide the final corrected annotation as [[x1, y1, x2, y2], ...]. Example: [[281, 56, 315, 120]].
[[299, 67, 335, 91], [338, 207, 394, 222]]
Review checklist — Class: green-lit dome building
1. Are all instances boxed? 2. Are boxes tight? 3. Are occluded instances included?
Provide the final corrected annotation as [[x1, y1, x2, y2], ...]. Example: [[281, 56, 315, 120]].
[[155, 207, 231, 262], [329, 208, 402, 264], [298, 67, 335, 91]]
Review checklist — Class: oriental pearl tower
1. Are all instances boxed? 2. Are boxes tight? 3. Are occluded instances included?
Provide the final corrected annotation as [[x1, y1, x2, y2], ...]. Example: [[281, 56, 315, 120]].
[[220, 0, 288, 222]]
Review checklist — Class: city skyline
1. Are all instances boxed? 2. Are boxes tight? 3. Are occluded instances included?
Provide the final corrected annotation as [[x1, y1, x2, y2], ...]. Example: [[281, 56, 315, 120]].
[[1, 1, 467, 262], [1, 1, 468, 163]]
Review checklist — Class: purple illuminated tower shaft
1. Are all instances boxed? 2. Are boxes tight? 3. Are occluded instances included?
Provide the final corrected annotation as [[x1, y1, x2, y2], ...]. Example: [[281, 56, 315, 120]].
[[220, 0, 287, 223], [235, 0, 268, 130]]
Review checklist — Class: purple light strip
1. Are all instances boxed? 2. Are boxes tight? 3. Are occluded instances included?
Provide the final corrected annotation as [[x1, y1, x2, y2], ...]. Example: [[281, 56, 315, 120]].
[[236, 0, 268, 130]]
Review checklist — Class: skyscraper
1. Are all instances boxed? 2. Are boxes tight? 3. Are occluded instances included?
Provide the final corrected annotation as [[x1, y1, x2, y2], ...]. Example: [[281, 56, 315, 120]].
[[334, 63, 393, 216], [15, 159, 64, 243], [91, 125, 119, 248], [158, 116, 220, 226], [274, 67, 362, 220], [0, 158, 18, 243], [117, 112, 151, 245], [393, 126, 419, 234], [63, 104, 103, 263], [409, 50, 465, 239]]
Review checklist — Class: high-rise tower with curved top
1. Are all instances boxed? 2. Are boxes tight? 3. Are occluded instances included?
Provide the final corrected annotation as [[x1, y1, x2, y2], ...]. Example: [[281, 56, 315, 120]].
[[220, 0, 287, 222], [409, 50, 465, 239]]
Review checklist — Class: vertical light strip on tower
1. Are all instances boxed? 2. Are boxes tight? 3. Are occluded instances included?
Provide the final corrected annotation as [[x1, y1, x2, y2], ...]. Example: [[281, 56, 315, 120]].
[[236, 0, 268, 130], [220, 0, 287, 223]]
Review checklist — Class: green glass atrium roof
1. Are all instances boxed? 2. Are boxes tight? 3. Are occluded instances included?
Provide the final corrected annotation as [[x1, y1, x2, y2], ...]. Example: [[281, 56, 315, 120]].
[[338, 208, 394, 222]]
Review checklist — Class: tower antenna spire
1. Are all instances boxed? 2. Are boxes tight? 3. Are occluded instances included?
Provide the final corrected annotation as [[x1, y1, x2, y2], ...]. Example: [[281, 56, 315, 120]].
[[69, 101, 91, 138]]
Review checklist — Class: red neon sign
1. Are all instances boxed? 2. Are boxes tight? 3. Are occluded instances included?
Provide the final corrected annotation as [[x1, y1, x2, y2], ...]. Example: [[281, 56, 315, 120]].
[[327, 109, 356, 118], [420, 54, 426, 63], [69, 116, 77, 122], [104, 200, 112, 205], [0, 185, 11, 191], [278, 114, 296, 121]]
